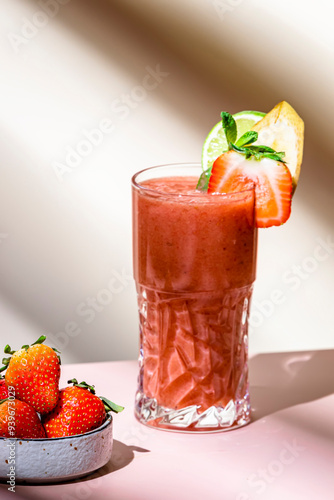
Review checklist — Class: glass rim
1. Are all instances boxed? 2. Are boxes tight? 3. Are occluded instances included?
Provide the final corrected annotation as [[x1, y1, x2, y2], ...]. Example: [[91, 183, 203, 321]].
[[131, 163, 255, 199]]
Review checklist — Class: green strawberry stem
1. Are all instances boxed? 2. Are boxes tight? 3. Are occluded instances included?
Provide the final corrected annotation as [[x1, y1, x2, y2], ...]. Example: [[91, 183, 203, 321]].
[[32, 335, 47, 345], [21, 335, 46, 351], [0, 398, 9, 404], [4, 345, 15, 355], [100, 397, 124, 414], [0, 359, 10, 373], [68, 379, 124, 414], [68, 378, 96, 394]]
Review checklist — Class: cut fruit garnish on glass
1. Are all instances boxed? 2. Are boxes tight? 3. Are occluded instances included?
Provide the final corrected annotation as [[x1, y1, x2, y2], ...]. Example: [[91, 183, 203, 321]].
[[198, 110, 266, 191], [252, 101, 304, 192], [200, 101, 304, 228]]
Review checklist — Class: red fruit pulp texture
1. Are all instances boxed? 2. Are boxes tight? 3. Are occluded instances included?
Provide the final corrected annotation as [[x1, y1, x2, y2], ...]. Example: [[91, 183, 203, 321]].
[[133, 176, 257, 413]]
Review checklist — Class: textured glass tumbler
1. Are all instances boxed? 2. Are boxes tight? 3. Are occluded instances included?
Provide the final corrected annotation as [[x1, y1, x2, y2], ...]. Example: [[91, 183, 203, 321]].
[[132, 164, 257, 432]]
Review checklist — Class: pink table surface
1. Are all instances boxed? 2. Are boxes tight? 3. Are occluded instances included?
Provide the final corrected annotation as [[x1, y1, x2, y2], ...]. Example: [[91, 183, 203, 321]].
[[1, 350, 334, 500]]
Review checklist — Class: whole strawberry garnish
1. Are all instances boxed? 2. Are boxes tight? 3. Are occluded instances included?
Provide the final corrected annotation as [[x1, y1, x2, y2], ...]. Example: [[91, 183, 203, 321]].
[[0, 399, 46, 438], [0, 378, 8, 399], [202, 112, 293, 228], [42, 379, 124, 438], [1, 336, 60, 415]]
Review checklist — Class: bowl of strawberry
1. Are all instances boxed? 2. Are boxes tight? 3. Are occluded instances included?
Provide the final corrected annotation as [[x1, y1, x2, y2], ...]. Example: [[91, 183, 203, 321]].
[[0, 336, 123, 483]]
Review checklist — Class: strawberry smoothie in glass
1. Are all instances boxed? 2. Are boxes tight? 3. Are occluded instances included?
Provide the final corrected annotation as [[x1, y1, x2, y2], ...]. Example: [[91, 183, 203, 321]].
[[132, 164, 257, 431]]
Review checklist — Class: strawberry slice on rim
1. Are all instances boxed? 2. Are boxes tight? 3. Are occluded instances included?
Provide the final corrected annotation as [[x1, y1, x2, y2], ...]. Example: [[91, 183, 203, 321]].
[[207, 150, 293, 228]]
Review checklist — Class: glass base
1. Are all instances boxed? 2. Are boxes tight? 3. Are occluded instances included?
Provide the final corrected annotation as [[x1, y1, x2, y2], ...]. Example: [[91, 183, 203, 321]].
[[135, 390, 251, 433]]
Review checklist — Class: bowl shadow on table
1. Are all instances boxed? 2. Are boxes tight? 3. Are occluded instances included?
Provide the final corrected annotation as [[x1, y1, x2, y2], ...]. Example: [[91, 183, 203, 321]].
[[78, 440, 150, 482], [249, 349, 334, 421]]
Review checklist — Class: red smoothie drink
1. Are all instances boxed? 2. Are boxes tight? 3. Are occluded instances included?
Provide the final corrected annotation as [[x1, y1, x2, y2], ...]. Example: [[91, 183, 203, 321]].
[[132, 164, 257, 431]]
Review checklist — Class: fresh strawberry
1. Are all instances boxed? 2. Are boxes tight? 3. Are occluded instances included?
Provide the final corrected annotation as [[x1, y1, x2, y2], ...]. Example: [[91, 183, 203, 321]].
[[42, 379, 124, 438], [0, 378, 8, 399], [208, 150, 293, 228], [0, 399, 46, 438], [1, 336, 60, 415]]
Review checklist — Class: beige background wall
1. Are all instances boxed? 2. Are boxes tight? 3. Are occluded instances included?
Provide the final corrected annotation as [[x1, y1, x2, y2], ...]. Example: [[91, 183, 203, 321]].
[[0, 0, 333, 363]]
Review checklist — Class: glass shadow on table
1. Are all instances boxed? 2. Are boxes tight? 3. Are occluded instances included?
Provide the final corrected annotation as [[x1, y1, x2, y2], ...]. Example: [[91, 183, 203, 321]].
[[249, 349, 334, 421]]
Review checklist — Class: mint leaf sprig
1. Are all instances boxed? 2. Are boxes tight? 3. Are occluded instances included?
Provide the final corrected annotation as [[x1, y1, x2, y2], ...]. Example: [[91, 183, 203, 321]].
[[221, 111, 237, 145], [197, 112, 286, 191], [231, 143, 286, 162], [220, 111, 286, 163]]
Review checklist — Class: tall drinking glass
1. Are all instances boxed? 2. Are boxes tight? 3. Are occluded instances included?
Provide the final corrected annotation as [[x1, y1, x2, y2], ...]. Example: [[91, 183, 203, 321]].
[[132, 164, 257, 431]]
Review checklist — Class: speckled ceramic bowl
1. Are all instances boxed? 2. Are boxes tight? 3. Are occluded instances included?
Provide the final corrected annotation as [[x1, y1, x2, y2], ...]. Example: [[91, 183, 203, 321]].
[[0, 414, 113, 484]]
